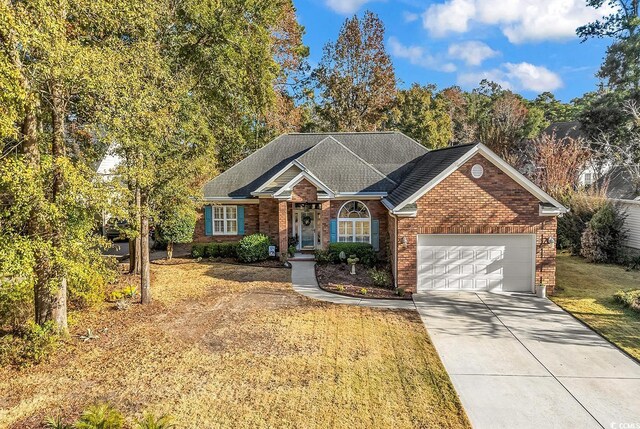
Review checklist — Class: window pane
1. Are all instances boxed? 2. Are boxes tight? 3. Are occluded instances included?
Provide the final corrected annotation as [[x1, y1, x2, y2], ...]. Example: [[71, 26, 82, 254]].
[[214, 220, 224, 233], [225, 206, 237, 219], [213, 207, 224, 220], [226, 220, 237, 234]]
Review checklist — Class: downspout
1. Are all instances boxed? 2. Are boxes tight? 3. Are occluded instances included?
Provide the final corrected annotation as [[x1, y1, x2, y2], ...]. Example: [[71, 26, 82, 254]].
[[389, 212, 399, 289]]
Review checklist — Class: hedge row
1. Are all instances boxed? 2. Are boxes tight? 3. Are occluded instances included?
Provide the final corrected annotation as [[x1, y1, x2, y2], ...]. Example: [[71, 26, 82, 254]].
[[316, 242, 377, 267], [191, 242, 238, 259]]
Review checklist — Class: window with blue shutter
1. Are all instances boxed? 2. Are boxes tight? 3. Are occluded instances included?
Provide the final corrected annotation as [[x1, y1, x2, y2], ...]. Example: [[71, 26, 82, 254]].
[[237, 206, 245, 235], [330, 219, 337, 243], [371, 219, 379, 251], [204, 205, 213, 236]]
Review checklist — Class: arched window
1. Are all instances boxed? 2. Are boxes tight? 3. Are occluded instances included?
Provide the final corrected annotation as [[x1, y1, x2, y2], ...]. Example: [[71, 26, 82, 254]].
[[338, 201, 371, 243]]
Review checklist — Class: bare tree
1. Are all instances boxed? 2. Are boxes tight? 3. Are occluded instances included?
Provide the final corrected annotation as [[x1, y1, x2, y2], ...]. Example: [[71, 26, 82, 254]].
[[593, 100, 640, 194], [530, 132, 592, 198]]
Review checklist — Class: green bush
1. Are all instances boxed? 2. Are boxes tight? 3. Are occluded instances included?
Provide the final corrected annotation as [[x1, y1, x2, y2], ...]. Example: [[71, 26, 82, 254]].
[[314, 249, 333, 264], [369, 268, 391, 288], [613, 289, 640, 312], [75, 403, 124, 429], [557, 189, 608, 254], [327, 243, 376, 267], [0, 321, 59, 368], [191, 242, 238, 259], [580, 202, 628, 263], [236, 233, 271, 263]]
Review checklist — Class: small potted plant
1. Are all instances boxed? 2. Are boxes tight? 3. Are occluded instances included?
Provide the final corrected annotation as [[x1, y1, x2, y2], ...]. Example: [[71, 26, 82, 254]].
[[347, 254, 359, 275], [536, 282, 547, 298], [288, 244, 297, 257]]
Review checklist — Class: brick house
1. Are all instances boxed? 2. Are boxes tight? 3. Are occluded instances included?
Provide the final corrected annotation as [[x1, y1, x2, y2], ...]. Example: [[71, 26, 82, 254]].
[[197, 132, 566, 294]]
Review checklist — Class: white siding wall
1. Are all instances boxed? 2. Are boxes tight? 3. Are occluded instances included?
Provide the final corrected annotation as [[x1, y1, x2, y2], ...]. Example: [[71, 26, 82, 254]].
[[619, 200, 640, 250]]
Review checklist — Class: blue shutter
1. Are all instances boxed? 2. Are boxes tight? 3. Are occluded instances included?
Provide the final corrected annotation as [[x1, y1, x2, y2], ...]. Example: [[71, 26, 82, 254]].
[[330, 219, 337, 243], [371, 219, 380, 251], [204, 205, 213, 236], [237, 206, 245, 235]]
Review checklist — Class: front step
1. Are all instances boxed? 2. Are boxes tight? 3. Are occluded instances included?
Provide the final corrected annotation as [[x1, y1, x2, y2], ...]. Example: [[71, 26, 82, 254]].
[[288, 252, 315, 261]]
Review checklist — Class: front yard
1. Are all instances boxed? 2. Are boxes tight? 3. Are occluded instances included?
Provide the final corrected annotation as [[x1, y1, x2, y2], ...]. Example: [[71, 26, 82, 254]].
[[553, 252, 640, 360], [0, 260, 469, 429]]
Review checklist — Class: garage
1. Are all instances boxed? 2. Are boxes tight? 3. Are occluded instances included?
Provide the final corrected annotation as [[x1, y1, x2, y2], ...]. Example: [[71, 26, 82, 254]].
[[417, 234, 536, 293]]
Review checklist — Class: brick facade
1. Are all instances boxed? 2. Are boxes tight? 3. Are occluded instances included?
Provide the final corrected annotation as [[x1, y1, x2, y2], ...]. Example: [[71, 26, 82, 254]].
[[290, 179, 318, 202], [393, 154, 557, 294], [192, 204, 259, 243], [259, 198, 279, 244]]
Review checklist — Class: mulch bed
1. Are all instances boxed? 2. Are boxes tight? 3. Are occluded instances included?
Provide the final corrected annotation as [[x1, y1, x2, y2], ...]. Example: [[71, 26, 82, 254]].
[[315, 263, 411, 300]]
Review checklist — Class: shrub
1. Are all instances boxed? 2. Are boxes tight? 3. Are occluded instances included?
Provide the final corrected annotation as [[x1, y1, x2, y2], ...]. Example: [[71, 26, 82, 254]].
[[156, 207, 197, 260], [327, 243, 377, 267], [359, 287, 367, 295], [75, 403, 124, 429], [613, 289, 640, 312], [135, 413, 176, 429], [580, 202, 628, 263], [369, 268, 391, 288], [236, 233, 271, 263], [191, 242, 238, 259], [314, 249, 332, 264], [395, 287, 405, 297], [557, 188, 608, 254], [0, 321, 59, 367]]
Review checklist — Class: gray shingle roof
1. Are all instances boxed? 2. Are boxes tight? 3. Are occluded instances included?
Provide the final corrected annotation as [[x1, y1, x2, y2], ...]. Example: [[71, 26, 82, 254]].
[[386, 143, 479, 207], [543, 121, 585, 141], [296, 137, 397, 192], [203, 132, 427, 198], [599, 167, 640, 200]]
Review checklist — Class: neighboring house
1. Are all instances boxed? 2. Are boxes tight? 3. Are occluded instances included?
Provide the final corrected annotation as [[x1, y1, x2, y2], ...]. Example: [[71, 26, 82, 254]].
[[199, 132, 567, 294], [96, 152, 123, 238], [599, 167, 640, 252]]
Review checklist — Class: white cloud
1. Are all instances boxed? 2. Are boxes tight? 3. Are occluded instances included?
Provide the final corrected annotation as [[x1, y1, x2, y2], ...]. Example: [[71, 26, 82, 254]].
[[403, 11, 419, 23], [448, 41, 499, 66], [458, 62, 563, 92], [423, 0, 614, 43], [325, 0, 372, 14], [388, 36, 457, 72]]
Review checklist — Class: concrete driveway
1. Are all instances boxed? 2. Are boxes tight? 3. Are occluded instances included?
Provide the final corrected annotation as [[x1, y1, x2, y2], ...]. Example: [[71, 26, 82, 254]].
[[414, 291, 640, 429]]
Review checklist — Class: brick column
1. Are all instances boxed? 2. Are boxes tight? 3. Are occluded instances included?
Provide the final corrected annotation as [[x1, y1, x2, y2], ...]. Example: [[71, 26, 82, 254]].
[[278, 201, 288, 256], [321, 200, 330, 249]]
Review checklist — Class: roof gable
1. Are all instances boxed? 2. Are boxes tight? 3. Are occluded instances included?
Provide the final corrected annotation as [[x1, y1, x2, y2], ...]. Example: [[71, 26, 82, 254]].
[[384, 143, 567, 214], [295, 137, 396, 193]]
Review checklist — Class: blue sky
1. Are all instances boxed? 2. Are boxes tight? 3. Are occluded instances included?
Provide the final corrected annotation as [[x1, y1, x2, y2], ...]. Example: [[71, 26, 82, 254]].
[[294, 0, 614, 102]]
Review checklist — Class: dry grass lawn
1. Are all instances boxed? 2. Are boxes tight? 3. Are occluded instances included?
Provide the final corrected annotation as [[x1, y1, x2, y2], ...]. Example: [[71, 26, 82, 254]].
[[0, 260, 469, 429], [553, 252, 640, 360]]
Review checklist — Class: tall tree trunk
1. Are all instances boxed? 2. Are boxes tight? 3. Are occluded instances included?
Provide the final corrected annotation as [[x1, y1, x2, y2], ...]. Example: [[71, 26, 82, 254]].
[[129, 186, 141, 274], [140, 192, 151, 304], [41, 81, 68, 333]]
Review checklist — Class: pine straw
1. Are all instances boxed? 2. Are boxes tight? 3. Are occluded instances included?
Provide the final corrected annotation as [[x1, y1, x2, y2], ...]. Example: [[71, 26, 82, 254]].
[[0, 260, 469, 429]]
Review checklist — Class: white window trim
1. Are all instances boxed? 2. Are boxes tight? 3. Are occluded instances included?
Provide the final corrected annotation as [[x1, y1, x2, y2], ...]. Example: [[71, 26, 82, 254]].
[[213, 205, 238, 235], [337, 200, 371, 244]]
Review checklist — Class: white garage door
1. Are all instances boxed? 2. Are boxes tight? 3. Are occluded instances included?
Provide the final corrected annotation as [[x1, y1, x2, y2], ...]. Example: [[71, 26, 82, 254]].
[[417, 234, 535, 293]]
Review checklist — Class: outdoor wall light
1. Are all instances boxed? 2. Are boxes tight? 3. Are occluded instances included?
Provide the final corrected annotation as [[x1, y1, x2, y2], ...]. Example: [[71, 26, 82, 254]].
[[547, 236, 556, 245], [402, 236, 408, 248]]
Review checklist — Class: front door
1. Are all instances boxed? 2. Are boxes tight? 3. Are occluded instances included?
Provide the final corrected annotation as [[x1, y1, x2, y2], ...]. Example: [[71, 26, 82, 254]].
[[293, 210, 316, 250], [300, 211, 315, 249]]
